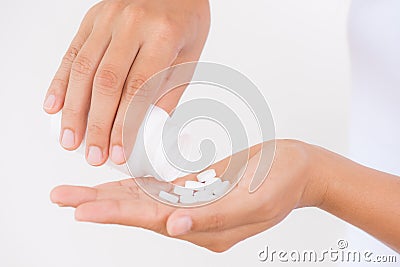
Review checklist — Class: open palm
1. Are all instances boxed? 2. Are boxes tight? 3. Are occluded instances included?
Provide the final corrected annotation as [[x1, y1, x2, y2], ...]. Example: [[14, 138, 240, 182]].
[[51, 140, 319, 252]]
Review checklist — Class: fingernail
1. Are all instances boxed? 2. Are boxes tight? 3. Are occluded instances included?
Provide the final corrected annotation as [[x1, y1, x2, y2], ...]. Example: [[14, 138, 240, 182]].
[[111, 145, 125, 164], [61, 129, 75, 148], [87, 146, 103, 165], [169, 216, 192, 236], [43, 94, 56, 110]]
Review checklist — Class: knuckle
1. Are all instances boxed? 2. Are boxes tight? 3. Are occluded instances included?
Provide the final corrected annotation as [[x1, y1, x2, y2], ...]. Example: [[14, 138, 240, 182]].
[[86, 1, 102, 16], [122, 5, 146, 23], [101, 0, 125, 14], [155, 17, 180, 41], [94, 68, 121, 96], [62, 105, 83, 118], [62, 45, 80, 65], [87, 120, 108, 137], [124, 74, 151, 101], [81, 3, 101, 26], [71, 55, 94, 78]]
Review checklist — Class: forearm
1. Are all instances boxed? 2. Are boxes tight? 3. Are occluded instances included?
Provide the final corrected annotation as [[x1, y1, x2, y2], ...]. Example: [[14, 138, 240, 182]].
[[312, 146, 400, 252]]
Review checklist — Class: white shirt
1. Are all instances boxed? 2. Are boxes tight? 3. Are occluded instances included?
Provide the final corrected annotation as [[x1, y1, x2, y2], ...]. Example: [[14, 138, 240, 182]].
[[347, 0, 399, 264]]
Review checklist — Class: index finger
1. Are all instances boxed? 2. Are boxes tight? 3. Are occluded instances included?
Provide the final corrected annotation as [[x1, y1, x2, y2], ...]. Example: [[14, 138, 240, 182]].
[[43, 4, 99, 114]]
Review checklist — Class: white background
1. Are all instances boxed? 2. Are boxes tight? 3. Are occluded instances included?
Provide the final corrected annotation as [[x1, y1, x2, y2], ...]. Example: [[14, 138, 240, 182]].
[[0, 0, 355, 266]]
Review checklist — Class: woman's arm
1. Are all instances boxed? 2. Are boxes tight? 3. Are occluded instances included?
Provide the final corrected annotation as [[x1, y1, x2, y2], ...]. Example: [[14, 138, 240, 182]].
[[311, 145, 400, 251], [50, 140, 400, 252]]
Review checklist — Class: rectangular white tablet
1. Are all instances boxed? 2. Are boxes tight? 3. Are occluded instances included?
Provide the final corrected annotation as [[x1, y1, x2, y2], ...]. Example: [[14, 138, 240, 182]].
[[173, 185, 194, 196], [179, 195, 198, 204], [196, 169, 217, 182], [184, 180, 206, 190], [158, 191, 179, 203], [213, 181, 231, 197], [203, 177, 222, 191]]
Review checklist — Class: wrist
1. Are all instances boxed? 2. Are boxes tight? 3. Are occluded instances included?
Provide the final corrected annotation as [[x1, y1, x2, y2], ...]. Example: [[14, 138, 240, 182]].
[[297, 143, 330, 208]]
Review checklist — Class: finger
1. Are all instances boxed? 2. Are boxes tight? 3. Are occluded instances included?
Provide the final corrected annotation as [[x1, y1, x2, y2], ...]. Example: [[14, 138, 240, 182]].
[[71, 190, 274, 253], [93, 180, 129, 189], [60, 27, 111, 151], [43, 9, 96, 114], [93, 177, 139, 189], [51, 177, 172, 207], [50, 182, 139, 208], [74, 199, 174, 235], [94, 177, 173, 195], [109, 42, 180, 164], [73, 194, 273, 253], [50, 185, 97, 207], [85, 31, 140, 166]]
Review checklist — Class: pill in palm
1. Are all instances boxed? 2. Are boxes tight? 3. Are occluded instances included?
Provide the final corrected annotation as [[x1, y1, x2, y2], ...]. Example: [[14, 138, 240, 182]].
[[193, 188, 213, 198], [196, 169, 217, 182], [203, 177, 222, 191], [204, 177, 221, 186], [158, 191, 179, 203], [178, 179, 232, 204], [184, 180, 206, 189], [173, 185, 194, 196], [179, 194, 198, 204], [213, 181, 231, 197], [195, 191, 218, 202]]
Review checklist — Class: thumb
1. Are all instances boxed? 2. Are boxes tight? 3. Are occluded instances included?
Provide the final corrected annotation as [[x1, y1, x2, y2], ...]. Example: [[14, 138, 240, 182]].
[[166, 188, 262, 236]]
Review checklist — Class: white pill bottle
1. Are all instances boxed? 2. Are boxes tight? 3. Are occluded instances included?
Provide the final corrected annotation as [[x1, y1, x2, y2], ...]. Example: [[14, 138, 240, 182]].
[[124, 104, 198, 181], [51, 104, 199, 182]]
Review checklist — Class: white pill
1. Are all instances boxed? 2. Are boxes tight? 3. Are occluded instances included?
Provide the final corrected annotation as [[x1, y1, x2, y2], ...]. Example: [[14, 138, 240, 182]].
[[173, 185, 194, 196], [179, 195, 198, 204], [196, 169, 217, 182], [184, 180, 206, 190], [203, 177, 222, 191], [196, 192, 218, 202], [204, 177, 221, 186], [158, 191, 179, 203], [213, 181, 231, 197], [193, 188, 213, 198]]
